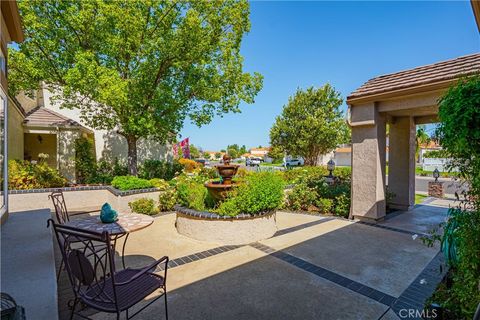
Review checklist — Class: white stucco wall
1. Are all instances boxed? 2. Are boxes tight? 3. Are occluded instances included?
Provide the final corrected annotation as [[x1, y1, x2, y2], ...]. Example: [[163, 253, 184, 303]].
[[42, 88, 173, 164]]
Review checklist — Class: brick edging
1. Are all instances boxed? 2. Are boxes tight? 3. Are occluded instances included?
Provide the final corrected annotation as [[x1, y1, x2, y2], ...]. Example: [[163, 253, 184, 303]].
[[174, 205, 275, 220], [8, 185, 160, 197]]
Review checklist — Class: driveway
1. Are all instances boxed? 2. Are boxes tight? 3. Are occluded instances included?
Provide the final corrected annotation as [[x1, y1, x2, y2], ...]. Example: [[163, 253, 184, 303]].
[[56, 199, 452, 320]]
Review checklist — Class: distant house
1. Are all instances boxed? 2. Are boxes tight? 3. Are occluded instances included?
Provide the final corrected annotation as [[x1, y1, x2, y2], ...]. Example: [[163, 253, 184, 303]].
[[418, 140, 442, 164], [250, 147, 273, 163], [10, 87, 172, 181], [204, 151, 225, 160]]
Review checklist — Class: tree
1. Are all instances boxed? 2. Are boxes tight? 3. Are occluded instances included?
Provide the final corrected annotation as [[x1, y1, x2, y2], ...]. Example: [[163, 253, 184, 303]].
[[270, 85, 350, 166], [9, 0, 263, 175], [433, 75, 480, 319], [415, 125, 430, 162], [202, 151, 211, 159], [226, 144, 240, 159], [267, 146, 284, 162], [214, 152, 222, 159], [437, 75, 480, 195], [189, 145, 200, 159]]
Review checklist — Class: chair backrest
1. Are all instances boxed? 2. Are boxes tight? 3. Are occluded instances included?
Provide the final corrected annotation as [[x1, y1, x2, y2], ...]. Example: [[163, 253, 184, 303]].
[[49, 191, 69, 224], [49, 220, 119, 309]]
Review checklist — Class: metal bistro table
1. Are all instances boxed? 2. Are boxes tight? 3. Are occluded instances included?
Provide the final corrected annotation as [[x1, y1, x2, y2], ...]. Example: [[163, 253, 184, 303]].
[[65, 213, 154, 268]]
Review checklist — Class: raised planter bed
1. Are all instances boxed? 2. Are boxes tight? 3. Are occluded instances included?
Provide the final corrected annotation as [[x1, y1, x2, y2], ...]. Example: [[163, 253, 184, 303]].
[[175, 205, 277, 245], [8, 186, 161, 214]]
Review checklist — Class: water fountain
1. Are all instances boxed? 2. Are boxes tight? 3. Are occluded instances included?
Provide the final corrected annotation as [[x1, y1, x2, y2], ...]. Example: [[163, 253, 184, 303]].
[[204, 154, 239, 201], [175, 154, 277, 245]]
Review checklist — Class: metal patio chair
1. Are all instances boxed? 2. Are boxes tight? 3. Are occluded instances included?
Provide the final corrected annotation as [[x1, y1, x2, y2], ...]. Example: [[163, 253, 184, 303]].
[[48, 219, 169, 320], [49, 190, 71, 224], [49, 190, 129, 279]]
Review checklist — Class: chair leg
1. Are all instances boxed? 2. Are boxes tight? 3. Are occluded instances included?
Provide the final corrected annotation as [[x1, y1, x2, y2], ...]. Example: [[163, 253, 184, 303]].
[[164, 291, 168, 320], [70, 298, 78, 320], [57, 259, 63, 281]]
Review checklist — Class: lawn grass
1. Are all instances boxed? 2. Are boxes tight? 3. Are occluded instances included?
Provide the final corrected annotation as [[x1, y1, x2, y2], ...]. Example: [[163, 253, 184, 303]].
[[415, 193, 428, 204]]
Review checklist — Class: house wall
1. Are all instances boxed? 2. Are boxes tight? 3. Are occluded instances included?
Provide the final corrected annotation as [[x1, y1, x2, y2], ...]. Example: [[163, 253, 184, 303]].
[[57, 129, 82, 182], [7, 98, 24, 160], [24, 132, 57, 168], [42, 88, 173, 164], [335, 152, 352, 167]]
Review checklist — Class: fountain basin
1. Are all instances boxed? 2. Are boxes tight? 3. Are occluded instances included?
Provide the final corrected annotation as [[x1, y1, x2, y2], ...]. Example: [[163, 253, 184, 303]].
[[204, 180, 235, 201], [215, 164, 239, 185], [175, 206, 277, 245]]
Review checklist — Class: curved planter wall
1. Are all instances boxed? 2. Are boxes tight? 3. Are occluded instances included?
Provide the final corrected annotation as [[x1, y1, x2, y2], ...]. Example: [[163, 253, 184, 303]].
[[175, 206, 277, 245]]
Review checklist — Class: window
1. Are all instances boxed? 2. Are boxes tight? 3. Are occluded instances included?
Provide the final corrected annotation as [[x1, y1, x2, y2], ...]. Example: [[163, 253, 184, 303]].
[[0, 48, 5, 76]]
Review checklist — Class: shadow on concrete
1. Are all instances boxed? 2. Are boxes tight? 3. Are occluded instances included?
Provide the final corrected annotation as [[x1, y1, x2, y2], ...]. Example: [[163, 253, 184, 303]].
[[55, 202, 450, 320]]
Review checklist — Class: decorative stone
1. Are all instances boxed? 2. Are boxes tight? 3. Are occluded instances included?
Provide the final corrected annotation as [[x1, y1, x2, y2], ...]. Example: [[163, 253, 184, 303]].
[[100, 203, 118, 223], [428, 181, 444, 198]]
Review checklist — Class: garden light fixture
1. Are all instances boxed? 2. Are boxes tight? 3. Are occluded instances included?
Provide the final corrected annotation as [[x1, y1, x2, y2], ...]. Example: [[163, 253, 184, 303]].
[[433, 168, 440, 182], [327, 159, 335, 177]]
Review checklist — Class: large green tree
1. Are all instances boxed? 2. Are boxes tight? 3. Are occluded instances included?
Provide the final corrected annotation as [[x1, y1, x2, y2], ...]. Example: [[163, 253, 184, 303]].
[[270, 85, 350, 165], [10, 0, 263, 175], [415, 124, 430, 162]]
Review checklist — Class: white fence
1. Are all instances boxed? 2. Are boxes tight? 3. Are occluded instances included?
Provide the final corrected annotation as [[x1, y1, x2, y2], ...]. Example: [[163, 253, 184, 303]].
[[422, 157, 457, 172]]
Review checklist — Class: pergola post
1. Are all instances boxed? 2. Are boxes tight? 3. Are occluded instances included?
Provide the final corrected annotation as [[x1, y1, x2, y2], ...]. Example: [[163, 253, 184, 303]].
[[387, 116, 416, 210], [350, 103, 387, 221]]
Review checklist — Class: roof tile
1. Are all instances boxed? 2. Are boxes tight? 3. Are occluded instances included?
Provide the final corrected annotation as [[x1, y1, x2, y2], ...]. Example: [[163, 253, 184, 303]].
[[348, 53, 480, 100]]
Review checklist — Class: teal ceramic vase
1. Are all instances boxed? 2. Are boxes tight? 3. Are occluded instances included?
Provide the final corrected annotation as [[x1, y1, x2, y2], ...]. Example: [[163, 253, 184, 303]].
[[100, 203, 118, 223]]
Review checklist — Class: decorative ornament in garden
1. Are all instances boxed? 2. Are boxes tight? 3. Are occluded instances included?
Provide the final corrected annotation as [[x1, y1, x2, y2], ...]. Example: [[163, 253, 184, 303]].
[[204, 154, 239, 201]]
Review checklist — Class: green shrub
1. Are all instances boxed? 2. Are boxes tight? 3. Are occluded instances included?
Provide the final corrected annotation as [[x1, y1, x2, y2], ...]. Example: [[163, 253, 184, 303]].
[[74, 136, 96, 184], [424, 76, 480, 318], [111, 176, 154, 191], [423, 149, 449, 159], [128, 198, 158, 215], [139, 159, 183, 180], [334, 194, 350, 218], [87, 158, 128, 184], [286, 183, 318, 211], [8, 160, 67, 190], [316, 198, 334, 214], [149, 178, 170, 190], [176, 180, 207, 211], [216, 172, 284, 216], [158, 187, 177, 211], [283, 166, 328, 184]]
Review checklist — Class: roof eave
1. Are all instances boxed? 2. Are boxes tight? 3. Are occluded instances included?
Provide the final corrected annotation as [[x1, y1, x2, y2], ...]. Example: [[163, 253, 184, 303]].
[[346, 78, 459, 105], [1, 1, 24, 43], [472, 0, 480, 33]]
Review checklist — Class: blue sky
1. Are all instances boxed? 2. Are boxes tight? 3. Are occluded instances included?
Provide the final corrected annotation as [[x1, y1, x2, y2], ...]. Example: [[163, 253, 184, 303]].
[[180, 1, 479, 151]]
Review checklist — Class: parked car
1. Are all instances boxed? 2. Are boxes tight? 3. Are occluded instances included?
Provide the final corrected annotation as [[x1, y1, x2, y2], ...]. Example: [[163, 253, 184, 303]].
[[284, 158, 303, 167], [246, 157, 261, 166], [194, 159, 210, 166]]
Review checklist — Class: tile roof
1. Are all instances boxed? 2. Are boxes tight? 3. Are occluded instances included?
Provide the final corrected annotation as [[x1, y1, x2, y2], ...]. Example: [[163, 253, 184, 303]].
[[23, 107, 82, 127], [348, 53, 480, 101]]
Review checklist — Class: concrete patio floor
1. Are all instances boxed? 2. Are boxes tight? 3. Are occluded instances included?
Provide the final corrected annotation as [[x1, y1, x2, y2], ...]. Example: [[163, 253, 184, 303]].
[[57, 198, 452, 320]]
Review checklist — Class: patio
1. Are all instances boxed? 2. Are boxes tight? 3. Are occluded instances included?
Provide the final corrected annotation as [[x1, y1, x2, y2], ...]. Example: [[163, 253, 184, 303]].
[[49, 198, 451, 320]]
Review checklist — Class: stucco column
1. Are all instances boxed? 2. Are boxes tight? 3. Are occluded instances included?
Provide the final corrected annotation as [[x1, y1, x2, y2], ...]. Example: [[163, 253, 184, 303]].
[[350, 103, 387, 221], [388, 116, 415, 211]]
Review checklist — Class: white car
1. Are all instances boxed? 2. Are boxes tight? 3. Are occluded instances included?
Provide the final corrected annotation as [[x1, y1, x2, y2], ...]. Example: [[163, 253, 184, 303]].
[[284, 158, 303, 167], [247, 157, 261, 166]]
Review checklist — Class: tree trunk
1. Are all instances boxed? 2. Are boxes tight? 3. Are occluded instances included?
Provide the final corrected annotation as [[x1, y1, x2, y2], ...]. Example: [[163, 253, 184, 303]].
[[126, 135, 138, 176]]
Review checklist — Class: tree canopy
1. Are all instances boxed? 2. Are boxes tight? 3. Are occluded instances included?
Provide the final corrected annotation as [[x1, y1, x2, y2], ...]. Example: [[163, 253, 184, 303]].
[[10, 0, 263, 174], [269, 85, 350, 165], [226, 144, 247, 159]]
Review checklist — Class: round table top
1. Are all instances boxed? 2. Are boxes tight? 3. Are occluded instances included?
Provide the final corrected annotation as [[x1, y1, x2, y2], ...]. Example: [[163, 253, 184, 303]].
[[65, 213, 154, 235]]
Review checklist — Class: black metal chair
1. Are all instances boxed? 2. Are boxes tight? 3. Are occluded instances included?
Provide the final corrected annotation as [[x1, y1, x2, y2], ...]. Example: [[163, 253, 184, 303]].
[[49, 190, 71, 224], [48, 219, 169, 320]]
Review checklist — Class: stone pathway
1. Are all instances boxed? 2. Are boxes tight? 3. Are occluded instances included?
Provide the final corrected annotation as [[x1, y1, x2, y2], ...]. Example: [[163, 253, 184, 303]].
[[56, 198, 453, 320]]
